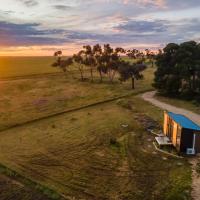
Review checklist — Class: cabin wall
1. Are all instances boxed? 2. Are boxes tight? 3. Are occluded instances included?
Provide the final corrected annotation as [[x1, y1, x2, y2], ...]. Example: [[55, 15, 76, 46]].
[[163, 112, 174, 140], [172, 122, 178, 146], [163, 112, 168, 135], [176, 125, 182, 151], [180, 129, 194, 153], [195, 133, 200, 153]]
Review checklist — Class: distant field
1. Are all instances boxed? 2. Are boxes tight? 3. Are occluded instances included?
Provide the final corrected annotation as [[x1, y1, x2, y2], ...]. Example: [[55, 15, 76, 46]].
[[0, 57, 60, 78], [0, 56, 154, 79], [0, 67, 155, 130]]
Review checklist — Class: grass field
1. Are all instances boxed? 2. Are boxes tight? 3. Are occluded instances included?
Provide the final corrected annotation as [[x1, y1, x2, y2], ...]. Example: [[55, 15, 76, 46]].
[[0, 57, 192, 200], [0, 67, 154, 130], [0, 56, 154, 79], [0, 173, 53, 200], [0, 57, 60, 78], [0, 100, 191, 200]]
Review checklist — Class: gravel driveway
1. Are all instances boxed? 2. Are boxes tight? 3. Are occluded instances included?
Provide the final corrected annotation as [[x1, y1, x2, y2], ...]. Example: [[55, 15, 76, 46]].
[[142, 91, 200, 200], [142, 91, 200, 126]]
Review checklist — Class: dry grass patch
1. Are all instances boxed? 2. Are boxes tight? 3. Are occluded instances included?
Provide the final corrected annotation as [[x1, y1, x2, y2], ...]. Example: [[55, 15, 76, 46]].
[[0, 102, 191, 200], [0, 68, 154, 130]]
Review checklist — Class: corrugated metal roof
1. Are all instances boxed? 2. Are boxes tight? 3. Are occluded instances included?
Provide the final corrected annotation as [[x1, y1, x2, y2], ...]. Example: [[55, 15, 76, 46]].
[[168, 112, 200, 131]]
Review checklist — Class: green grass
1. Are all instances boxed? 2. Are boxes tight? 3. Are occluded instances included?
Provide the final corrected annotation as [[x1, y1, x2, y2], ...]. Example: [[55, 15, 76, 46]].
[[0, 59, 192, 199], [0, 67, 154, 130], [0, 163, 62, 200], [0, 101, 192, 199]]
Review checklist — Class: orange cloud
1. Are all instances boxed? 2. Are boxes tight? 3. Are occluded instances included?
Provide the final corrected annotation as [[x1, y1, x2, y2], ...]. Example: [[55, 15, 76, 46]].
[[122, 0, 166, 8], [0, 44, 81, 56]]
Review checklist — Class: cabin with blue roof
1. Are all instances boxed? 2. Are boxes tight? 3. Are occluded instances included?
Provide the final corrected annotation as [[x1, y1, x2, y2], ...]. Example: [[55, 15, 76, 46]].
[[163, 111, 200, 154]]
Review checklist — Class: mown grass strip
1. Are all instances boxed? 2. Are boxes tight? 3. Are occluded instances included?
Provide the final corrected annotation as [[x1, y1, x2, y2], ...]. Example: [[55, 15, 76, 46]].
[[0, 163, 66, 200], [0, 72, 62, 81], [0, 69, 91, 81], [0, 89, 153, 132]]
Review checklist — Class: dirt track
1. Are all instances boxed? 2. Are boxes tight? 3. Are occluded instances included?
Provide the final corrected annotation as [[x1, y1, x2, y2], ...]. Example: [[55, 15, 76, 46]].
[[141, 91, 200, 126]]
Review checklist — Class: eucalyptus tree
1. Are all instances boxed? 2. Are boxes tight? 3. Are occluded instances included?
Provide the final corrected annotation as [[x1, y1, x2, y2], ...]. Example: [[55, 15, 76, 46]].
[[126, 49, 139, 60], [92, 44, 104, 82], [100, 44, 125, 83], [145, 49, 155, 67], [82, 45, 96, 82], [52, 51, 73, 73], [118, 61, 147, 89], [73, 50, 85, 81]]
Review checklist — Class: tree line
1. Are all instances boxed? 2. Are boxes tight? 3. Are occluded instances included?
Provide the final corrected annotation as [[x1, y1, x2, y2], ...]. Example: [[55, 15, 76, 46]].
[[154, 41, 200, 101], [52, 44, 152, 89]]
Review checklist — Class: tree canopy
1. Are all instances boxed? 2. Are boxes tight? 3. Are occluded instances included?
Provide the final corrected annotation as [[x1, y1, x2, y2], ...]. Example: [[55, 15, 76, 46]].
[[154, 41, 200, 101], [52, 44, 148, 89]]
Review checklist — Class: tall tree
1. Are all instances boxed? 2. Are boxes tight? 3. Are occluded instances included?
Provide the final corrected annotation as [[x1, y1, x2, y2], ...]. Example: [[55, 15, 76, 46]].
[[101, 44, 125, 83], [154, 41, 200, 99], [82, 45, 96, 82], [127, 49, 139, 60], [52, 51, 73, 73], [73, 50, 85, 81], [145, 49, 155, 67], [93, 44, 103, 82], [118, 61, 147, 89]]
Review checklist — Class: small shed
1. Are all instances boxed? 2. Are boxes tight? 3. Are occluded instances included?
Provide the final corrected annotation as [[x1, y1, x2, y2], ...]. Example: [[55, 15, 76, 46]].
[[163, 111, 200, 154]]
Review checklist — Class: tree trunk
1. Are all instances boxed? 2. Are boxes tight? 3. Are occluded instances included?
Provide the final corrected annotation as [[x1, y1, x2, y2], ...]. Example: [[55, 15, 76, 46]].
[[132, 77, 135, 89], [108, 70, 113, 83], [80, 69, 84, 81], [111, 71, 116, 82], [189, 78, 192, 91], [99, 70, 103, 82], [151, 60, 154, 68], [90, 68, 94, 82], [192, 73, 196, 91]]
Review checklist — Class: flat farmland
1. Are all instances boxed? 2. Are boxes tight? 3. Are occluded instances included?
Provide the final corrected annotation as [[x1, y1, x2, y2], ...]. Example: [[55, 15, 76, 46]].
[[0, 59, 192, 200], [0, 67, 154, 130], [0, 57, 61, 78], [0, 101, 191, 200]]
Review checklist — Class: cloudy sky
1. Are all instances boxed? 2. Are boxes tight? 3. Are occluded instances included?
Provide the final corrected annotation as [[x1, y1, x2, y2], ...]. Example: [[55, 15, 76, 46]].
[[0, 0, 200, 56]]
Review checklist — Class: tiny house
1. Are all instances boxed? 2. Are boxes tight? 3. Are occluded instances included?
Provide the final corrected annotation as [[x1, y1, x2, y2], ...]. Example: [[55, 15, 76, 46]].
[[163, 111, 200, 154]]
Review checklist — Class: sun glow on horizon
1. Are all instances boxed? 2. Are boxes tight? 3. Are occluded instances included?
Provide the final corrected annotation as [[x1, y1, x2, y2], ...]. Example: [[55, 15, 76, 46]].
[[0, 0, 200, 56], [0, 42, 162, 57], [0, 45, 82, 57]]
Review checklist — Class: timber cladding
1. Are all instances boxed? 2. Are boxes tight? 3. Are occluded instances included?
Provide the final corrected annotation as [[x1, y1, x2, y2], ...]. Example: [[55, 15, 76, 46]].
[[163, 111, 200, 154]]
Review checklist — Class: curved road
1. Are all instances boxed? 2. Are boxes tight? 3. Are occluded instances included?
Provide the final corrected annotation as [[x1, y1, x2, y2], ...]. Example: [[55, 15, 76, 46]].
[[142, 91, 200, 126]]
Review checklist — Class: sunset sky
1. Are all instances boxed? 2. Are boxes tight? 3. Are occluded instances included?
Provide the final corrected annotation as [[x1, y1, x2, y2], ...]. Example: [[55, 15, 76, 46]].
[[0, 0, 200, 56]]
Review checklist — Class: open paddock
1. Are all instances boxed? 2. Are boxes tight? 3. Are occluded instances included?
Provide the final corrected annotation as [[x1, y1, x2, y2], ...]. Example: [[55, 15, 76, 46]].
[[0, 100, 191, 200]]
